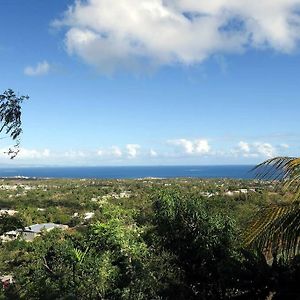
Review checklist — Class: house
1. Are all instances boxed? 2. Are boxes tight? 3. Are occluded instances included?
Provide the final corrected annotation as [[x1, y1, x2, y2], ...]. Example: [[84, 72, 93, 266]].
[[20, 223, 69, 241], [0, 223, 68, 242]]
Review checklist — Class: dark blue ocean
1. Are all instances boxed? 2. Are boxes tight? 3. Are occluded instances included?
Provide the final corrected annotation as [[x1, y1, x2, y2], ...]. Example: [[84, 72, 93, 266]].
[[0, 165, 255, 179]]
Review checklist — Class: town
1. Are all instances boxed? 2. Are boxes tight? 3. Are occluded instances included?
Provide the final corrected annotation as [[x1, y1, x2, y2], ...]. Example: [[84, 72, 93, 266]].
[[0, 176, 293, 298]]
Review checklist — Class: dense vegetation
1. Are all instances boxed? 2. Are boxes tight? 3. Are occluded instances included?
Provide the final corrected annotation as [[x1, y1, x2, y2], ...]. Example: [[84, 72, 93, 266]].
[[0, 178, 299, 299]]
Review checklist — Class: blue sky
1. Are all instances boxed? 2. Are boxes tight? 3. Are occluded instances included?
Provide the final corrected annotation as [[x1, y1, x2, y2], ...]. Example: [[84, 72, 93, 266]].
[[0, 0, 300, 166]]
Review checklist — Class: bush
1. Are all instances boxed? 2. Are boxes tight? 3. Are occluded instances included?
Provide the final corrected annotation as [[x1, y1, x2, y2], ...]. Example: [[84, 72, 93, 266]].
[[152, 189, 271, 299]]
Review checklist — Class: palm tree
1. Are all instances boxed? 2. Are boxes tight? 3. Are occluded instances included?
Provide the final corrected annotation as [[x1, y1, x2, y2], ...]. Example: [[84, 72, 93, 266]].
[[244, 157, 300, 260]]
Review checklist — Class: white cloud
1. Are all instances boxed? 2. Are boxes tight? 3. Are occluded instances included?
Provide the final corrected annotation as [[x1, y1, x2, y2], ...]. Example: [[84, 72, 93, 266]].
[[194, 139, 211, 154], [64, 150, 86, 158], [55, 0, 300, 73], [24, 61, 50, 76], [236, 141, 277, 158], [1, 148, 52, 160], [150, 149, 158, 157], [238, 141, 250, 153], [96, 144, 141, 159], [111, 146, 123, 158], [254, 142, 276, 158], [280, 143, 289, 149], [170, 139, 193, 154], [96, 146, 123, 158], [169, 138, 210, 155], [126, 144, 140, 158], [0, 139, 290, 165]]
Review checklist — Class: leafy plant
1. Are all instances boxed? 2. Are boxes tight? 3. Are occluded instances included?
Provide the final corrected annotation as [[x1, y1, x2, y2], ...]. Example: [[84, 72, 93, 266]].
[[245, 157, 300, 260]]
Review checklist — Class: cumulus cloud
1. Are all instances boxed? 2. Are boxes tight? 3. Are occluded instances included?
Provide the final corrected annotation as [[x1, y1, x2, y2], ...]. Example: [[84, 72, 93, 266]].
[[170, 139, 193, 154], [55, 0, 300, 73], [236, 141, 276, 158], [96, 146, 123, 158], [96, 144, 140, 159], [18, 148, 50, 159], [111, 146, 123, 158], [24, 61, 50, 76], [238, 141, 250, 153], [126, 144, 140, 158], [168, 138, 210, 155], [254, 142, 276, 158], [194, 139, 211, 154], [64, 150, 86, 158]]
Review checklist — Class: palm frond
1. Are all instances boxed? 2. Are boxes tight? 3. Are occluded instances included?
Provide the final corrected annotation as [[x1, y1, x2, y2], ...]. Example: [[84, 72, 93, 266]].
[[244, 202, 300, 260], [72, 247, 89, 264], [253, 156, 300, 198], [253, 156, 297, 179], [245, 156, 300, 260]]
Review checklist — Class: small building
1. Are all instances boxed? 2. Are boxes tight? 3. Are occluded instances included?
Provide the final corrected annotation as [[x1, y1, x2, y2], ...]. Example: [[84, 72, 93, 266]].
[[21, 223, 69, 241], [0, 223, 68, 242]]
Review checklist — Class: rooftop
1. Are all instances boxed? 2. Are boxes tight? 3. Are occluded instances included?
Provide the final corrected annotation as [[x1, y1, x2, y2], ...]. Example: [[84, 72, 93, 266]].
[[22, 223, 67, 233]]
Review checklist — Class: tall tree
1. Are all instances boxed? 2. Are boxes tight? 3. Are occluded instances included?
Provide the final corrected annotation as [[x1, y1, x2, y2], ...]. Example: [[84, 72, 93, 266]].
[[0, 89, 28, 158]]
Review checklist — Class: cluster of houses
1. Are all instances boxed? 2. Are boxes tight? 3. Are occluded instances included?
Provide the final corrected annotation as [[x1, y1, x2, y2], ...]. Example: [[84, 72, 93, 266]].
[[91, 191, 131, 203], [224, 188, 256, 196], [199, 188, 257, 198]]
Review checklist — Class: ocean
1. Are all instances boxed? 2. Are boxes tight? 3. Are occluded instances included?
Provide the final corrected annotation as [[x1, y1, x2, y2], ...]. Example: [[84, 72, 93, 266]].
[[0, 165, 256, 179]]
